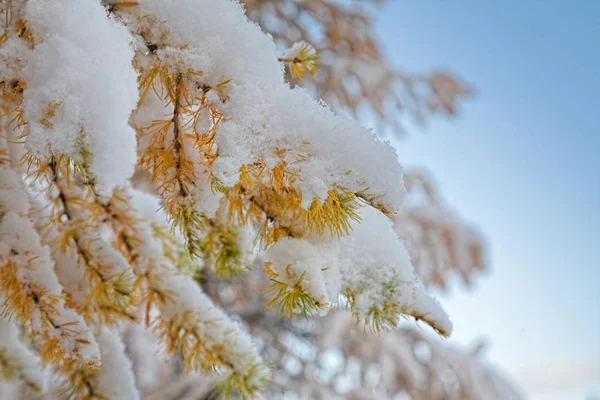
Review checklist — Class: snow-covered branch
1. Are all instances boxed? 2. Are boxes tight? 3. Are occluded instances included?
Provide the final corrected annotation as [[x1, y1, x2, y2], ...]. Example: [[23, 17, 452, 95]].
[[0, 0, 473, 398]]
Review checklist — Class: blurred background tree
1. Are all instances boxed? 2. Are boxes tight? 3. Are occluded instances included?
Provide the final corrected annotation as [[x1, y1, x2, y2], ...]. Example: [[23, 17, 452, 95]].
[[243, 0, 472, 135]]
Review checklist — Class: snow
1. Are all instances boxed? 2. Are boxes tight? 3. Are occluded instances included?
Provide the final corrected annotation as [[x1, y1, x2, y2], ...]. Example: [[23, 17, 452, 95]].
[[129, 189, 164, 224], [159, 273, 266, 373], [0, 167, 100, 363], [79, 228, 132, 277], [0, 317, 46, 392], [0, 213, 63, 296], [122, 322, 165, 391], [265, 205, 452, 334], [283, 41, 317, 61], [22, 0, 138, 195], [0, 37, 28, 83], [132, 0, 405, 212], [125, 188, 267, 380], [0, 381, 21, 400], [95, 328, 140, 400], [0, 166, 29, 216]]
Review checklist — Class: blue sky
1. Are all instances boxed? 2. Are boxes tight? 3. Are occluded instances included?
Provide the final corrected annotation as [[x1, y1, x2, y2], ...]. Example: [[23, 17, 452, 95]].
[[372, 1, 600, 398]]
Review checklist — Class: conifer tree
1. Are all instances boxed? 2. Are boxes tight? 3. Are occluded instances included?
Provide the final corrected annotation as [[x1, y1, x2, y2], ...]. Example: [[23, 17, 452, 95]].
[[0, 1, 454, 399]]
